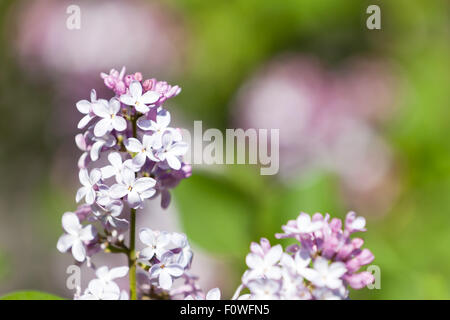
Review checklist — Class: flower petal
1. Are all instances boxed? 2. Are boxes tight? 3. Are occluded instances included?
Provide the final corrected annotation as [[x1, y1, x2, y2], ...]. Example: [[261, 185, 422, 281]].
[[132, 152, 146, 167], [246, 253, 263, 269], [119, 94, 135, 106], [90, 141, 104, 161], [78, 114, 94, 129], [76, 187, 87, 203], [109, 266, 129, 280], [140, 247, 156, 260], [80, 224, 96, 242], [139, 228, 155, 246], [170, 142, 188, 156], [79, 168, 90, 186], [57, 234, 75, 252], [140, 188, 156, 199], [88, 279, 104, 298], [166, 265, 184, 277], [95, 266, 109, 280], [166, 155, 181, 170], [129, 81, 142, 98], [76, 100, 91, 114], [71, 240, 86, 262], [112, 116, 127, 132], [136, 116, 151, 130], [101, 165, 116, 179], [90, 168, 102, 183], [122, 168, 136, 185], [265, 245, 282, 265], [134, 177, 156, 192], [94, 118, 113, 137], [206, 288, 221, 300], [109, 184, 129, 199], [140, 90, 160, 104], [92, 100, 110, 118], [85, 188, 96, 205], [62, 212, 81, 234], [124, 138, 142, 153], [329, 261, 347, 278], [109, 98, 121, 114], [159, 271, 173, 290], [157, 109, 171, 127], [127, 191, 142, 209]]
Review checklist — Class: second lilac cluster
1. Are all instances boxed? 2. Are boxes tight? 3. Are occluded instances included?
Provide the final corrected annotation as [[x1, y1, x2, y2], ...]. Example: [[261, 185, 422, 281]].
[[233, 212, 375, 300]]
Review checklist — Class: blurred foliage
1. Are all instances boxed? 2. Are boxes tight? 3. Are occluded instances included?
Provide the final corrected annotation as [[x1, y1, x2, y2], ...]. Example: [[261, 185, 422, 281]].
[[0, 0, 449, 299], [168, 0, 372, 128], [0, 291, 64, 300]]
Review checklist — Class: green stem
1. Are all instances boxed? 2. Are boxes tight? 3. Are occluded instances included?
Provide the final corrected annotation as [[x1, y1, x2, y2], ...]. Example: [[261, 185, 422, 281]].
[[128, 114, 139, 300], [129, 208, 137, 300]]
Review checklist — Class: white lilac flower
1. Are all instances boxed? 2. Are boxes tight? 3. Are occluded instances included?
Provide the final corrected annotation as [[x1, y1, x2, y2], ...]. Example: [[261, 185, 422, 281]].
[[247, 279, 281, 300], [279, 249, 311, 278], [92, 201, 128, 230], [79, 266, 129, 300], [90, 132, 116, 162], [302, 257, 347, 290], [95, 184, 114, 207], [92, 98, 127, 137], [169, 232, 193, 268], [109, 168, 156, 209], [205, 288, 221, 300], [149, 252, 184, 290], [59, 71, 194, 301], [100, 152, 140, 183], [185, 288, 221, 300], [75, 132, 90, 168], [120, 81, 160, 113], [124, 135, 158, 167], [345, 211, 366, 233], [283, 212, 323, 235], [57, 212, 96, 262], [244, 244, 283, 281], [76, 168, 101, 205], [76, 89, 98, 129], [137, 108, 171, 148], [139, 228, 171, 261], [312, 286, 348, 300], [154, 132, 188, 170], [279, 268, 311, 300]]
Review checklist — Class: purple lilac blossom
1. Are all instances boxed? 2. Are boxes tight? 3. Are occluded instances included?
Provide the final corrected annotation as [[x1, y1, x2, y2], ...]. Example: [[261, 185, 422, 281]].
[[57, 67, 194, 300], [233, 211, 375, 300]]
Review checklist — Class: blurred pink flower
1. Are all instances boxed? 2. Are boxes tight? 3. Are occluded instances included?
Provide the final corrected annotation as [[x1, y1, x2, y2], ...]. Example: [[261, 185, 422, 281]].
[[11, 0, 186, 77], [233, 54, 400, 213]]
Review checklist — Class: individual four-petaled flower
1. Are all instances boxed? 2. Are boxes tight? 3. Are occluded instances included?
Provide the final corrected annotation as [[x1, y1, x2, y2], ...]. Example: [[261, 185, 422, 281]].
[[120, 81, 160, 114], [109, 168, 156, 209], [57, 212, 96, 262]]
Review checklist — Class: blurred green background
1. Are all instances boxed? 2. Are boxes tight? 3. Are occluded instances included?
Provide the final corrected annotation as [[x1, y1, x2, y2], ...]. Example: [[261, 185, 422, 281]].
[[0, 0, 449, 299]]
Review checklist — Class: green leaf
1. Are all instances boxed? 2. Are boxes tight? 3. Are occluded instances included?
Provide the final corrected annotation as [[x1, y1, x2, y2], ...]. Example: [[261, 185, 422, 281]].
[[174, 171, 255, 256], [0, 291, 64, 300]]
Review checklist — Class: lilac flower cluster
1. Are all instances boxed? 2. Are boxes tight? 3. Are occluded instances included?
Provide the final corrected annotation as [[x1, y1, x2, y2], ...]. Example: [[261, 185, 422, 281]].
[[57, 67, 194, 300], [56, 68, 375, 301], [233, 212, 375, 300]]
